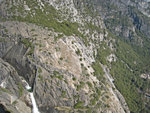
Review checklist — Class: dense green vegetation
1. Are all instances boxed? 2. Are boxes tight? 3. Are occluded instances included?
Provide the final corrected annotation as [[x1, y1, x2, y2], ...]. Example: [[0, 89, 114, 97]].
[[96, 42, 111, 65], [7, 1, 81, 37], [74, 101, 84, 109], [92, 61, 105, 81], [110, 36, 150, 113], [102, 2, 150, 112]]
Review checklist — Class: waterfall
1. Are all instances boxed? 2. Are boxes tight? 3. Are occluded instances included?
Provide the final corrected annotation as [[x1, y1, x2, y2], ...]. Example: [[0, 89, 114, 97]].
[[30, 93, 40, 113], [23, 80, 40, 113]]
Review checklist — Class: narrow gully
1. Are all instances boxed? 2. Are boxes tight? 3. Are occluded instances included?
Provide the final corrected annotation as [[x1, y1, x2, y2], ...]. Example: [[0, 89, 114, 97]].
[[23, 80, 40, 113]]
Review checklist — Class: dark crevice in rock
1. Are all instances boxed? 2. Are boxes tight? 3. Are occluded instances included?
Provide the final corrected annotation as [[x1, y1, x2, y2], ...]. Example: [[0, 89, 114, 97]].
[[32, 67, 38, 91], [2, 42, 36, 87], [0, 104, 10, 113]]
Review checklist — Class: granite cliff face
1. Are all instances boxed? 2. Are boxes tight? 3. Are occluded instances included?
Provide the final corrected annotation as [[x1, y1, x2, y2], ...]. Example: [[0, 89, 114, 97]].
[[0, 0, 150, 113], [86, 0, 150, 44]]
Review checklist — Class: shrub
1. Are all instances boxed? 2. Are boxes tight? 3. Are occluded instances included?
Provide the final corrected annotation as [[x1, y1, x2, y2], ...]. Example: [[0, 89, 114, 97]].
[[87, 81, 93, 88], [76, 49, 81, 56], [74, 101, 84, 109], [72, 77, 76, 81], [18, 83, 24, 97], [38, 67, 42, 73]]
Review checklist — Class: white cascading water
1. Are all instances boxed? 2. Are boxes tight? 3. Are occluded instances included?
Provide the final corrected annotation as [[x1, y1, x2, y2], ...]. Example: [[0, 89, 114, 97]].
[[29, 93, 40, 113], [23, 80, 40, 113]]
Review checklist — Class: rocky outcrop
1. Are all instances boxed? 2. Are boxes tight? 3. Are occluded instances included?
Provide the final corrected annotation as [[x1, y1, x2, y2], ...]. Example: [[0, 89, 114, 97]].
[[0, 18, 129, 113], [0, 58, 31, 113], [86, 0, 150, 44], [3, 42, 36, 87]]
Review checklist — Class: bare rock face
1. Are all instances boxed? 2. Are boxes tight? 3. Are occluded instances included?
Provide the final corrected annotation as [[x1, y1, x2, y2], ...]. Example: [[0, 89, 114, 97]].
[[0, 58, 31, 113], [2, 42, 36, 87], [24, 93, 32, 107]]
